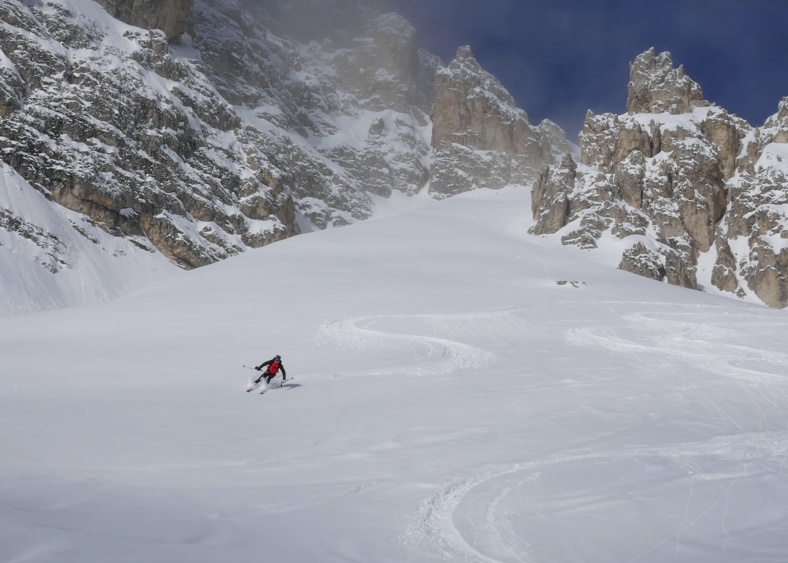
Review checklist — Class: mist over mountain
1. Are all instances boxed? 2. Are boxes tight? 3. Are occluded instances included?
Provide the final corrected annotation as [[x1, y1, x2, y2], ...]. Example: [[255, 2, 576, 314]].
[[238, 0, 387, 42], [0, 0, 569, 314]]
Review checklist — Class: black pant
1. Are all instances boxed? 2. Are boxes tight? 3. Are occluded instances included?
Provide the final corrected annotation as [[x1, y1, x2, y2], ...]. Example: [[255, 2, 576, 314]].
[[256, 373, 276, 384]]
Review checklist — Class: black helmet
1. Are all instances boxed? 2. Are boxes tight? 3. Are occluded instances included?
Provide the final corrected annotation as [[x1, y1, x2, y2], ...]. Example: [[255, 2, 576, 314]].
[[274, 355, 281, 360]]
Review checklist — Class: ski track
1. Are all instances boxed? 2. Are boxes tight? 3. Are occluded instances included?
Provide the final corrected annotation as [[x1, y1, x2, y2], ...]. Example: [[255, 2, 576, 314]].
[[315, 311, 529, 377], [406, 433, 788, 563], [403, 303, 788, 562], [566, 305, 788, 385], [565, 306, 788, 437]]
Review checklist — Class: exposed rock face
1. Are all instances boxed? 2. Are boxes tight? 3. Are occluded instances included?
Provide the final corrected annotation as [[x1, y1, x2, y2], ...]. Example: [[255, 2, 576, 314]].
[[0, 0, 569, 313], [95, 0, 193, 40], [626, 48, 706, 114], [0, 0, 298, 269], [0, 0, 445, 273], [531, 153, 574, 235], [193, 2, 439, 210], [429, 46, 566, 198], [332, 12, 430, 114], [717, 99, 788, 307], [531, 48, 788, 308], [315, 12, 436, 198]]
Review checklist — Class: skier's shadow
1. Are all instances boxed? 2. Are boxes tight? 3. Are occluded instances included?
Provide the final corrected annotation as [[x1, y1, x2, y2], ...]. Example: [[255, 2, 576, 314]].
[[278, 383, 302, 390]]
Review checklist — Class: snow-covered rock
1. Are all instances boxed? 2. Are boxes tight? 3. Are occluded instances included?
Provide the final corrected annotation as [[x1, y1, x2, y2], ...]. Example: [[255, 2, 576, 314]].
[[626, 48, 707, 115], [530, 48, 788, 308], [0, 162, 176, 314], [429, 45, 566, 198], [0, 0, 568, 315], [0, 0, 298, 273], [94, 0, 192, 40]]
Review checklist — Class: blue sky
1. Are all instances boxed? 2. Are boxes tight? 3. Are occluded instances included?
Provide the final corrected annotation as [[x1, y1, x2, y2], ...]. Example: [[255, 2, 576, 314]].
[[387, 0, 788, 138]]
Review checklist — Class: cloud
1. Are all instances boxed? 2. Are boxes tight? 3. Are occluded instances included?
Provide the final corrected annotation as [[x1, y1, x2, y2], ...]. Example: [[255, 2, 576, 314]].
[[238, 0, 387, 42]]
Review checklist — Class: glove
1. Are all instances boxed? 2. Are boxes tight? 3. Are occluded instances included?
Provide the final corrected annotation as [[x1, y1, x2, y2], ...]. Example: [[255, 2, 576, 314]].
[[255, 365, 261, 371]]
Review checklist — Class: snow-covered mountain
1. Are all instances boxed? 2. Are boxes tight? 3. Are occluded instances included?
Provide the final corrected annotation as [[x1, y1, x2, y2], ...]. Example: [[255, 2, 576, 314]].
[[0, 0, 568, 315], [4, 7, 788, 557], [531, 49, 788, 308], [0, 164, 177, 314], [3, 187, 788, 562], [429, 45, 572, 198]]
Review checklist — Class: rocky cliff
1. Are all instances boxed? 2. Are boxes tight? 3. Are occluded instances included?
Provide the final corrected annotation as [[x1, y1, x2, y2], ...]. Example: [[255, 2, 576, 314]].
[[0, 0, 567, 314], [429, 45, 570, 198], [95, 0, 193, 40], [531, 48, 788, 308], [1, 0, 300, 271]]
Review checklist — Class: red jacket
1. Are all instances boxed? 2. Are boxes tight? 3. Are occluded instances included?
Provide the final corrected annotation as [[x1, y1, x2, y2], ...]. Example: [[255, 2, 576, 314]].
[[257, 358, 286, 379]]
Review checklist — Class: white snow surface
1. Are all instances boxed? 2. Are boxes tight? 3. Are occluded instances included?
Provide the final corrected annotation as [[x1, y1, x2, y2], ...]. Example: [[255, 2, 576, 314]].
[[3, 187, 788, 562], [0, 164, 178, 315]]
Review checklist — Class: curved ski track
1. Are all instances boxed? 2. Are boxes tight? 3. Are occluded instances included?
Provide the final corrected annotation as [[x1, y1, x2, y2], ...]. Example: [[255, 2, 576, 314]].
[[399, 303, 788, 562], [315, 311, 529, 377], [405, 432, 788, 563]]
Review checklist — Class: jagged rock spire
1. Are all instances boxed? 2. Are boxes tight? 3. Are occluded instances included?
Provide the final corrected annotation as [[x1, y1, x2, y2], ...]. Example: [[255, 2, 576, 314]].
[[429, 45, 563, 197], [531, 47, 788, 309], [626, 48, 707, 114]]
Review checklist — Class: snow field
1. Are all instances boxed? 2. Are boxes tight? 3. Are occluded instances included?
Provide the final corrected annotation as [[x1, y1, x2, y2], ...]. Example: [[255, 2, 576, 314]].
[[2, 187, 788, 562]]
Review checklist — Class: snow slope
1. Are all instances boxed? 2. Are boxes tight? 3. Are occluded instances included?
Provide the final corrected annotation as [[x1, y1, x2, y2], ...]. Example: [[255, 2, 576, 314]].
[[2, 186, 788, 562], [0, 163, 179, 315]]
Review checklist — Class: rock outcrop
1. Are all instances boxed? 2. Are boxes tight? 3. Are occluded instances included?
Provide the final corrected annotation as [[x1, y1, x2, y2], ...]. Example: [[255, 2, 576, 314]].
[[530, 48, 788, 308], [0, 0, 298, 269], [626, 48, 706, 115], [429, 46, 568, 198], [315, 12, 436, 198], [716, 97, 788, 307], [0, 0, 444, 271], [95, 0, 193, 40], [1, 0, 570, 313]]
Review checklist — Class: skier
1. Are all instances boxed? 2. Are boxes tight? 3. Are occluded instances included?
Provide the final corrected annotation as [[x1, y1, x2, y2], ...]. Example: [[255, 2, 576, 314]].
[[254, 355, 287, 385]]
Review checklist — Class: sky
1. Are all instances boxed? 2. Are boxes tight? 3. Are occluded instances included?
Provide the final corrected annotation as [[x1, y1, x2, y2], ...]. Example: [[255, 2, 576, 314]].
[[387, 0, 788, 138]]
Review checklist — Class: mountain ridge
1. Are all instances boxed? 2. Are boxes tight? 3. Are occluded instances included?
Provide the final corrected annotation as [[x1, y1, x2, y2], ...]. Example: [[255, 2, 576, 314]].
[[3, 3, 788, 313], [0, 0, 568, 315], [530, 48, 788, 308]]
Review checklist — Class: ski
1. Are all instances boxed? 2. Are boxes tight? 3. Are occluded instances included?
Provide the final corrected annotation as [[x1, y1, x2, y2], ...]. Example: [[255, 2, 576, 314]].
[[246, 379, 264, 393]]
